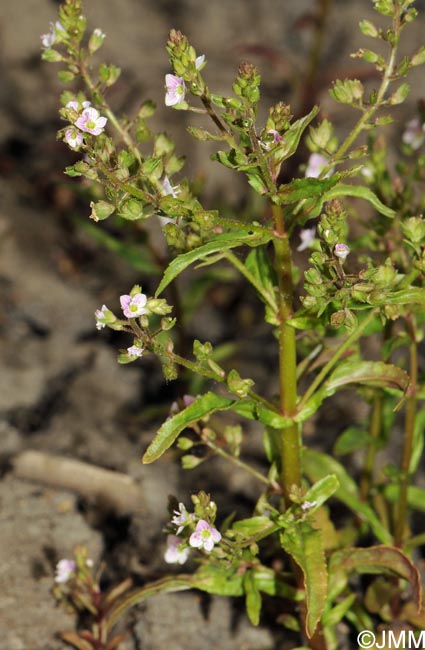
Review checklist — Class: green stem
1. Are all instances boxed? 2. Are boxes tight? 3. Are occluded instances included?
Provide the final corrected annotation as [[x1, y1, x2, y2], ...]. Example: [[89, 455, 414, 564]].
[[224, 250, 278, 313], [360, 392, 383, 500], [394, 316, 418, 547], [106, 575, 193, 630], [323, 5, 400, 172], [272, 203, 300, 499], [79, 62, 142, 165], [204, 439, 273, 487], [298, 309, 377, 411]]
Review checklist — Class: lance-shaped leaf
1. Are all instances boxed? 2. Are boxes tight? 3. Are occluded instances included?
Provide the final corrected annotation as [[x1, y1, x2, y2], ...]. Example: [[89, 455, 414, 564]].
[[244, 570, 262, 625], [244, 246, 278, 311], [155, 230, 273, 296], [142, 392, 236, 463], [280, 521, 327, 638], [299, 360, 410, 422], [303, 449, 392, 544], [321, 183, 395, 218], [275, 106, 320, 163], [277, 175, 342, 205], [381, 287, 425, 306], [329, 546, 422, 611]]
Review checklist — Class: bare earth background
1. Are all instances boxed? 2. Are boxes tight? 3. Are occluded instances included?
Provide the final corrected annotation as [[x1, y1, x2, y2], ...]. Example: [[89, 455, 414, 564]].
[[1, 1, 425, 649]]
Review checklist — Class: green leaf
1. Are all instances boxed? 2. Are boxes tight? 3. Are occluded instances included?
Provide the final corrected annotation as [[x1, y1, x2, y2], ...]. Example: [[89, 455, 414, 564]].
[[244, 246, 278, 310], [232, 399, 293, 429], [77, 220, 160, 275], [244, 570, 262, 625], [322, 183, 395, 218], [277, 175, 342, 205], [191, 564, 244, 596], [300, 360, 410, 421], [276, 106, 320, 163], [385, 484, 425, 512], [324, 360, 410, 394], [302, 474, 339, 509], [303, 449, 392, 544], [280, 522, 327, 638], [333, 426, 372, 455], [155, 230, 273, 296], [329, 546, 422, 611], [142, 392, 237, 463], [382, 287, 425, 306]]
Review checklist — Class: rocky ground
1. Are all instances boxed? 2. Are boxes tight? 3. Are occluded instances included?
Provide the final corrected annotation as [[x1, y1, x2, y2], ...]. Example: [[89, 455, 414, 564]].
[[0, 1, 424, 649]]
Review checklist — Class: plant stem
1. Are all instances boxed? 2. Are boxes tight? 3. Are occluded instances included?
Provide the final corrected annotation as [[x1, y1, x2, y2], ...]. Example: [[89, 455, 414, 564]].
[[224, 250, 278, 313], [394, 315, 418, 547], [204, 439, 273, 487], [321, 4, 400, 175], [360, 392, 383, 500], [272, 203, 300, 499], [298, 309, 377, 411]]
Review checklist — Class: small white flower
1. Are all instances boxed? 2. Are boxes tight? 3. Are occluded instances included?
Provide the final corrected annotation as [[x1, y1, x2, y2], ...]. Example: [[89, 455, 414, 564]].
[[305, 153, 333, 179], [164, 535, 190, 565], [301, 500, 318, 512], [165, 74, 186, 107], [171, 502, 194, 535], [75, 107, 107, 136], [95, 304, 109, 330], [55, 559, 76, 584], [297, 227, 316, 252], [195, 54, 205, 70], [127, 345, 143, 358], [334, 243, 350, 261], [189, 520, 221, 552], [41, 21, 64, 48], [161, 176, 180, 198], [64, 127, 83, 150], [402, 117, 425, 150]]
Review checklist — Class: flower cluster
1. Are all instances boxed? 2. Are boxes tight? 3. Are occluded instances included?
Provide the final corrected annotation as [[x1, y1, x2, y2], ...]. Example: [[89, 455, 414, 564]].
[[164, 500, 221, 565], [62, 100, 107, 150]]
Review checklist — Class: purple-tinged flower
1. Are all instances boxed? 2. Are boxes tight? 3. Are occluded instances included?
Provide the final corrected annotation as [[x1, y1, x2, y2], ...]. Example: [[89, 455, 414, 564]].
[[127, 345, 143, 358], [75, 107, 107, 136], [170, 394, 196, 416], [305, 153, 333, 179], [64, 127, 83, 150], [55, 559, 76, 584], [402, 118, 425, 150], [297, 227, 316, 252], [189, 519, 221, 552], [165, 74, 186, 106], [95, 304, 109, 330], [164, 535, 190, 565], [161, 175, 180, 198], [41, 21, 64, 48], [268, 129, 282, 143], [120, 292, 148, 319], [195, 54, 205, 70], [334, 243, 350, 261], [171, 502, 194, 534]]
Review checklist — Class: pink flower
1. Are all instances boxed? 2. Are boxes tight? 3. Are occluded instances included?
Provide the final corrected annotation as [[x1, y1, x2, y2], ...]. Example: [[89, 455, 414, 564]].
[[297, 227, 316, 252], [334, 243, 350, 261], [402, 118, 424, 150], [75, 107, 107, 136], [127, 345, 143, 358], [305, 153, 333, 179], [95, 304, 109, 330], [165, 74, 186, 106], [189, 519, 221, 552], [164, 535, 190, 565], [268, 129, 282, 143], [120, 292, 147, 318], [55, 559, 76, 583], [64, 127, 83, 150]]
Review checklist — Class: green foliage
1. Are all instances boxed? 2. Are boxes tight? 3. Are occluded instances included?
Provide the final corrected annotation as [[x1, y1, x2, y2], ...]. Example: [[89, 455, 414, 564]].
[[43, 1, 425, 648]]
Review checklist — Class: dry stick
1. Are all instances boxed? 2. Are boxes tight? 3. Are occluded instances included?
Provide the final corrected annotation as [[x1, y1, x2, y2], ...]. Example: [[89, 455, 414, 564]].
[[13, 451, 145, 514]]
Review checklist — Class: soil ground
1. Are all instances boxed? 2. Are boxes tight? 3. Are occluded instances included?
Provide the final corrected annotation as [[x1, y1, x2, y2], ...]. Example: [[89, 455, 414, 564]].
[[1, 1, 424, 649]]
